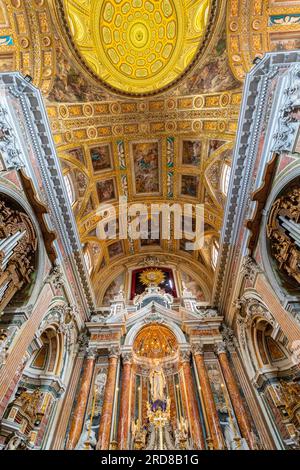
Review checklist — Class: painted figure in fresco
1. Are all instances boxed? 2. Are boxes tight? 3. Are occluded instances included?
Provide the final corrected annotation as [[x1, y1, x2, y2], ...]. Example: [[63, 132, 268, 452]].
[[149, 359, 166, 403], [91, 145, 111, 172], [133, 142, 159, 194]]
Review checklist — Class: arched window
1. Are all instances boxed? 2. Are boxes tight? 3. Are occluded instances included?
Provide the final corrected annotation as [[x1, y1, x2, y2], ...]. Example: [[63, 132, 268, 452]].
[[64, 173, 75, 206], [221, 163, 231, 196], [211, 239, 219, 270]]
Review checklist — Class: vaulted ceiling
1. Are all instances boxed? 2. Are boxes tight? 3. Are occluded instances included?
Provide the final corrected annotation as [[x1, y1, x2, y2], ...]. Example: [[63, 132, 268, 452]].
[[1, 0, 299, 305], [45, 0, 240, 304]]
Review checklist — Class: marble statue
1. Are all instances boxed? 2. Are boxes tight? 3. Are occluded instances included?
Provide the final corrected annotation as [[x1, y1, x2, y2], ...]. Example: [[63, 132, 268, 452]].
[[75, 419, 97, 450], [149, 360, 166, 402]]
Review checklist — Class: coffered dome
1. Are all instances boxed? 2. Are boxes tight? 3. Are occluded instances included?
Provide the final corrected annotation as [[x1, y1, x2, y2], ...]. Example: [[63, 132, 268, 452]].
[[60, 0, 214, 95]]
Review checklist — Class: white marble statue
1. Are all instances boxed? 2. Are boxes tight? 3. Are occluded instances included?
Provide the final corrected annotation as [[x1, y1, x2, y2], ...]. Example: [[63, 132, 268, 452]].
[[75, 419, 97, 450], [149, 360, 166, 402]]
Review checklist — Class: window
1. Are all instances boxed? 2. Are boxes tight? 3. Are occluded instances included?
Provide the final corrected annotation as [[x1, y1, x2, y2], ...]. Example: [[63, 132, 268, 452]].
[[64, 173, 75, 206], [211, 240, 219, 270], [221, 163, 231, 196]]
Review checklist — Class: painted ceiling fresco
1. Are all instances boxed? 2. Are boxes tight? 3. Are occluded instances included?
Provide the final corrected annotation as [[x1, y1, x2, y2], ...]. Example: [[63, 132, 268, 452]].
[[1, 0, 300, 304]]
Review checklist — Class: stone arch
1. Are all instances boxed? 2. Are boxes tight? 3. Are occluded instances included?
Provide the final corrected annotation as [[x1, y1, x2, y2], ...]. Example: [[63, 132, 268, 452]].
[[0, 189, 43, 311], [260, 171, 300, 302], [124, 314, 188, 348]]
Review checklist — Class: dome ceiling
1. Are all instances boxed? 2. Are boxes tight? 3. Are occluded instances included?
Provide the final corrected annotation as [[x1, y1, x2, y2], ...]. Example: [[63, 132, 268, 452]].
[[60, 0, 214, 95]]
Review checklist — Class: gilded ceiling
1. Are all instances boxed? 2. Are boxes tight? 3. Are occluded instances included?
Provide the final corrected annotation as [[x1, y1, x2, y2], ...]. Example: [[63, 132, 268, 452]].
[[60, 0, 214, 95], [1, 0, 300, 305]]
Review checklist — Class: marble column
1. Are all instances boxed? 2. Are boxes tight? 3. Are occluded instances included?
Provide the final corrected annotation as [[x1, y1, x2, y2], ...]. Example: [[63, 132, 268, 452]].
[[192, 344, 224, 450], [216, 342, 254, 449], [97, 347, 119, 450], [117, 352, 132, 450], [67, 349, 95, 449], [180, 351, 205, 450]]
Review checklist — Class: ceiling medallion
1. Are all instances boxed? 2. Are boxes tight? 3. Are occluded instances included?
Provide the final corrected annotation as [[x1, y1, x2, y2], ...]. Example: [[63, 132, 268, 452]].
[[61, 0, 214, 96]]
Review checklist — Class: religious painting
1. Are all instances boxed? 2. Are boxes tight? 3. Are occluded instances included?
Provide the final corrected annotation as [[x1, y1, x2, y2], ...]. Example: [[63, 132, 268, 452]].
[[90, 144, 113, 173], [0, 53, 13, 72], [140, 213, 161, 247], [180, 272, 205, 301], [181, 140, 202, 166], [141, 238, 161, 247], [102, 272, 125, 304], [130, 267, 177, 299], [179, 238, 194, 253], [96, 178, 116, 203], [131, 140, 161, 195], [67, 147, 85, 164], [48, 45, 110, 103], [208, 140, 227, 157], [181, 175, 199, 198], [265, 336, 286, 362], [177, 31, 239, 95], [82, 198, 94, 218], [270, 32, 300, 51], [107, 241, 123, 259], [74, 170, 88, 197]]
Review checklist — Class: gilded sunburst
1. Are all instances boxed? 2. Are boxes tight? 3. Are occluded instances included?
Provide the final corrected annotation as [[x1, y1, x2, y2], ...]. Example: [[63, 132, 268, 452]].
[[139, 268, 166, 286]]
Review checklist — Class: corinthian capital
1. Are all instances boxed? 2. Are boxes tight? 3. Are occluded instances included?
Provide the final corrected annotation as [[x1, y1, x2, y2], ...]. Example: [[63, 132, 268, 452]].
[[191, 343, 204, 356], [109, 346, 120, 359], [180, 350, 191, 363], [214, 341, 227, 355], [122, 351, 133, 364]]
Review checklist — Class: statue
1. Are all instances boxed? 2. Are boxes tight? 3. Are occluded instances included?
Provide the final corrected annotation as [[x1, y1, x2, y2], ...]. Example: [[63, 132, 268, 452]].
[[174, 417, 189, 450], [149, 360, 166, 403], [75, 419, 97, 450], [4, 433, 27, 450]]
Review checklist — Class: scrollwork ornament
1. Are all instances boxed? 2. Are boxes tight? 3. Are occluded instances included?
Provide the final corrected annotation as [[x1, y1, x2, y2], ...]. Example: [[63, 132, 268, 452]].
[[241, 256, 261, 283], [221, 324, 237, 353], [77, 331, 89, 353], [46, 265, 64, 289]]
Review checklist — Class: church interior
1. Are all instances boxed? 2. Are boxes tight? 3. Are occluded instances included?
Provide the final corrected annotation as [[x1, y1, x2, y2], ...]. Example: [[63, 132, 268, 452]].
[[0, 0, 300, 451]]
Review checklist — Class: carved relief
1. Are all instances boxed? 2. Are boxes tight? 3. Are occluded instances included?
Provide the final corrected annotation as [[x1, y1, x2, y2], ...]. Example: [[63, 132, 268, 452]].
[[0, 198, 37, 311], [267, 182, 300, 286]]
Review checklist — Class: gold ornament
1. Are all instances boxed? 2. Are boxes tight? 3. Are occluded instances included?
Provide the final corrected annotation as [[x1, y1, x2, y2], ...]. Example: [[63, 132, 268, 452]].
[[139, 268, 166, 286], [62, 0, 212, 95]]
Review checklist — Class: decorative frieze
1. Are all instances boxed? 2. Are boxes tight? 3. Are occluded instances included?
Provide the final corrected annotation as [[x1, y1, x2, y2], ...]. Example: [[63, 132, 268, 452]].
[[0, 104, 24, 171]]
